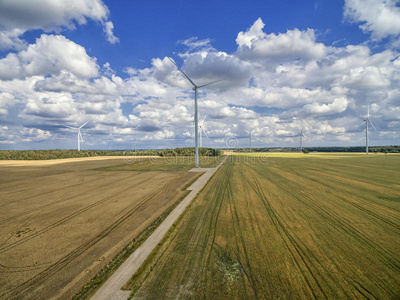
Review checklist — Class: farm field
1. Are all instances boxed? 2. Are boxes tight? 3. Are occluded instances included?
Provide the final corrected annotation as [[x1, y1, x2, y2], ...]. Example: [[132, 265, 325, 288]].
[[127, 153, 400, 299], [0, 156, 217, 300]]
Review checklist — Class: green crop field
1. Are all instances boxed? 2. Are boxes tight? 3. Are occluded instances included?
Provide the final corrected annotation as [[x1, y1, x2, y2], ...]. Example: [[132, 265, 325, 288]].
[[126, 153, 400, 299]]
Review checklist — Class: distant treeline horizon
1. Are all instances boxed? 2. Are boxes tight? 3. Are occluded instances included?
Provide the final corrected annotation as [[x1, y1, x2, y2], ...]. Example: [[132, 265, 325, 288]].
[[1, 145, 399, 160], [0, 148, 222, 160], [232, 145, 400, 153]]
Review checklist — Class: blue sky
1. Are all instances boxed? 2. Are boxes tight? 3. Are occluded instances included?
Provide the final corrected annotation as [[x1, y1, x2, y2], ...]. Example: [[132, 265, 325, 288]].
[[0, 0, 399, 150]]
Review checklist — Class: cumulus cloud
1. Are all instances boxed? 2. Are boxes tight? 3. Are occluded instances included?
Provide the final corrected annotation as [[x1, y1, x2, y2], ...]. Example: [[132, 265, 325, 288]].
[[344, 0, 400, 39], [0, 34, 98, 80], [20, 128, 52, 142], [236, 17, 327, 62], [0, 16, 399, 149], [303, 97, 349, 115], [0, 0, 117, 49], [0, 29, 27, 51]]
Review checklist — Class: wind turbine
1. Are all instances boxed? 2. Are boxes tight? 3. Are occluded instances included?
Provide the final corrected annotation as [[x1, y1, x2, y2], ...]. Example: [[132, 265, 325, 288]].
[[168, 58, 222, 167], [363, 105, 377, 155], [199, 115, 210, 148], [65, 121, 89, 151], [244, 129, 255, 152], [299, 129, 305, 152]]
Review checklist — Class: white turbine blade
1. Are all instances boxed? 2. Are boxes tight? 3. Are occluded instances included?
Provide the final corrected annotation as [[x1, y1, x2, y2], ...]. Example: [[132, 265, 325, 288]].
[[369, 120, 377, 131], [244, 129, 250, 134], [198, 79, 224, 89], [202, 128, 210, 140], [79, 121, 89, 129], [64, 125, 77, 130], [78, 130, 83, 142], [367, 105, 370, 118], [168, 57, 197, 87], [201, 114, 207, 124]]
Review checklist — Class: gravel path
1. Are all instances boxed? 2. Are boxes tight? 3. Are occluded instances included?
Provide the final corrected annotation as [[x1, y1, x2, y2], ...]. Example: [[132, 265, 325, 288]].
[[91, 157, 227, 300]]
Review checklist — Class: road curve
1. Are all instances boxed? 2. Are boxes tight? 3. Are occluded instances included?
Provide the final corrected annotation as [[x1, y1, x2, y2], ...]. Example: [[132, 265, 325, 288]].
[[91, 156, 228, 300]]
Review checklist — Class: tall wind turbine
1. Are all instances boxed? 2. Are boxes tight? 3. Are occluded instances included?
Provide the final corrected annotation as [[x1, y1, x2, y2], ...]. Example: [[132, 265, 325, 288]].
[[245, 129, 255, 152], [168, 58, 222, 167], [66, 121, 89, 151], [363, 105, 376, 155]]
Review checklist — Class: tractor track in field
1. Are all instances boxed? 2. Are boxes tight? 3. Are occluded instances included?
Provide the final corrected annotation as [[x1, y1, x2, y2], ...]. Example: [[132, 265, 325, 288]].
[[296, 167, 400, 221], [0, 174, 158, 255], [226, 163, 264, 299], [272, 168, 397, 299], [269, 164, 400, 261], [199, 162, 232, 289], [0, 175, 182, 299], [0, 170, 74, 191], [255, 164, 400, 266], [239, 163, 330, 299], [245, 165, 364, 299], [0, 171, 144, 226], [223, 163, 257, 298], [250, 164, 398, 299], [0, 172, 119, 225]]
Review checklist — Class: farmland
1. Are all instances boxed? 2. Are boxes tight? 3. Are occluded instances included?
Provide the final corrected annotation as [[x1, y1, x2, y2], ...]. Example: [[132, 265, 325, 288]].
[[0, 156, 220, 300], [127, 153, 400, 299]]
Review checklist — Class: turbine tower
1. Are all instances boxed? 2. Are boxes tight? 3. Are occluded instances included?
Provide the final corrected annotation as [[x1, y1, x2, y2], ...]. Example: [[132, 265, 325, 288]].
[[245, 129, 255, 152], [66, 121, 89, 151], [363, 105, 376, 155], [169, 58, 222, 167]]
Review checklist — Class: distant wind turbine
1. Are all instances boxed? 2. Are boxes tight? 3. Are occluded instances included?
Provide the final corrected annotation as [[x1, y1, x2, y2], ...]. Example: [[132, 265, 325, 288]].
[[168, 58, 223, 167], [65, 121, 89, 151], [299, 129, 306, 152], [199, 115, 210, 148], [245, 129, 255, 152], [363, 105, 377, 155]]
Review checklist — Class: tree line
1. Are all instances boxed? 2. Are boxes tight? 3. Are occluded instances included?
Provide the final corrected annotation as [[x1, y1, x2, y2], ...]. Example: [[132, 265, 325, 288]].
[[0, 148, 222, 160], [229, 145, 400, 153]]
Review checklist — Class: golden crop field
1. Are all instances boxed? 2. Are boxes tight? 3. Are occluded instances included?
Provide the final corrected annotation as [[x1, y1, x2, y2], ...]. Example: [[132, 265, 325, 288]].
[[0, 156, 219, 300], [127, 154, 400, 299]]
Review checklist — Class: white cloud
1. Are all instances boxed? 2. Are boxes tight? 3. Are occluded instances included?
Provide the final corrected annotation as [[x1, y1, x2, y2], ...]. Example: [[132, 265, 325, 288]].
[[0, 29, 27, 51], [103, 21, 119, 44], [0, 92, 15, 116], [20, 128, 52, 142], [344, 0, 400, 39], [144, 130, 175, 140], [0, 0, 117, 49], [0, 34, 98, 80], [303, 97, 349, 115], [179, 37, 213, 51], [1, 17, 400, 148], [236, 17, 327, 62]]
